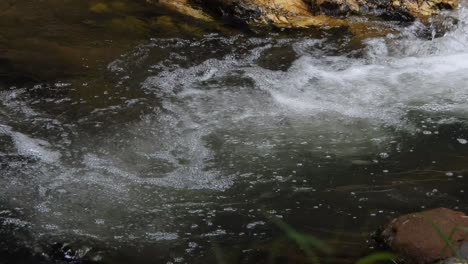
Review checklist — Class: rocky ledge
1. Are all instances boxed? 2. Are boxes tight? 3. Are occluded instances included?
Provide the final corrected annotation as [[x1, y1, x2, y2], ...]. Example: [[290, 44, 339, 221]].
[[152, 0, 459, 28]]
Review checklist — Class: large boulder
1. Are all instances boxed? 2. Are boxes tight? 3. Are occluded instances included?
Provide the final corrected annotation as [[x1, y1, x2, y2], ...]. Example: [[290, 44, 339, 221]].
[[198, 0, 349, 27], [154, 0, 346, 27], [152, 0, 459, 27], [307, 0, 459, 20], [195, 0, 311, 22], [380, 208, 468, 264]]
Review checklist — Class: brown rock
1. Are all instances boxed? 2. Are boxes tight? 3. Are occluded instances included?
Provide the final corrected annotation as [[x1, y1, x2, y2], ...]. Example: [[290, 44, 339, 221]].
[[381, 208, 468, 264], [154, 0, 459, 27], [199, 0, 348, 27], [308, 0, 459, 20]]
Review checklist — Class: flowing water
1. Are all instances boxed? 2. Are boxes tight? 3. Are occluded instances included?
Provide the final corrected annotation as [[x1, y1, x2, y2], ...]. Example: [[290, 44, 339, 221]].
[[1, 1, 468, 263]]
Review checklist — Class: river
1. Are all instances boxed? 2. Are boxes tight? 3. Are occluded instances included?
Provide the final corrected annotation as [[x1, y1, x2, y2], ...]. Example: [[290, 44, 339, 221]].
[[0, 1, 467, 263]]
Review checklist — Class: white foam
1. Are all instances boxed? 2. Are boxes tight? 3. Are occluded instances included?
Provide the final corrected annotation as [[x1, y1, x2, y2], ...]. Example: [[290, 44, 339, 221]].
[[0, 89, 39, 117], [11, 132, 62, 164], [258, 51, 468, 125], [0, 125, 61, 163], [145, 232, 179, 241]]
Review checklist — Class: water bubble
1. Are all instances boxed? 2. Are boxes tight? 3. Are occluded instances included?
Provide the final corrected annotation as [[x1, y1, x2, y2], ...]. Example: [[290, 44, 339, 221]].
[[379, 153, 389, 159]]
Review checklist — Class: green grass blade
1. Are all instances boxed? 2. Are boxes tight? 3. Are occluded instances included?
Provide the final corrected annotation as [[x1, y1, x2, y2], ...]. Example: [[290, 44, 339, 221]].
[[273, 219, 333, 254], [427, 219, 462, 259], [355, 252, 397, 264]]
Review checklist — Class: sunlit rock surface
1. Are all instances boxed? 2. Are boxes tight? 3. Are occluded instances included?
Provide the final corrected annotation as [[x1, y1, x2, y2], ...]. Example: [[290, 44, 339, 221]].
[[152, 0, 459, 27], [309, 0, 459, 19]]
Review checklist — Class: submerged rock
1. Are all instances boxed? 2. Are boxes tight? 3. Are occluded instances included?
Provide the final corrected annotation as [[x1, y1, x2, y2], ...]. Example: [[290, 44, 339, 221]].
[[380, 208, 468, 264], [151, 0, 459, 28]]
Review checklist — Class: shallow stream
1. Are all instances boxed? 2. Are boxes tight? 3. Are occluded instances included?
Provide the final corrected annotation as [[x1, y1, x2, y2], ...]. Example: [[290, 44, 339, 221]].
[[1, 1, 468, 263]]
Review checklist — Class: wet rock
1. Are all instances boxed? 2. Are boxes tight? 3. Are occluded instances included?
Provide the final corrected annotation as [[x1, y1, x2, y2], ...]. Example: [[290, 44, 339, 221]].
[[256, 45, 299, 71], [380, 208, 468, 264], [153, 0, 459, 28], [309, 0, 458, 20], [197, 0, 312, 22], [172, 0, 347, 27], [48, 242, 94, 263]]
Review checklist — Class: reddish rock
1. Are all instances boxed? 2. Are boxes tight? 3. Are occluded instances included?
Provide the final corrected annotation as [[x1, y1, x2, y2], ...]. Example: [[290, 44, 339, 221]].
[[381, 208, 468, 264]]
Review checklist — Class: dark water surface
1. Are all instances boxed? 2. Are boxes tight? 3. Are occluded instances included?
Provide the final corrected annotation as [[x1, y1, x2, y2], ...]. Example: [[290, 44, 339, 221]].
[[1, 1, 468, 263]]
